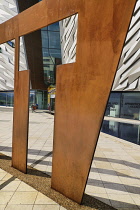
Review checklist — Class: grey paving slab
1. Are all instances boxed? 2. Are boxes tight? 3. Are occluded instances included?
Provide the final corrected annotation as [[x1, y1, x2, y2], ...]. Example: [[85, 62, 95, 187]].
[[0, 168, 61, 209]]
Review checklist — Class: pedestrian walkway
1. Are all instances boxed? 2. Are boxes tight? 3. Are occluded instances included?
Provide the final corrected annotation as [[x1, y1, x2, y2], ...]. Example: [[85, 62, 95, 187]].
[[0, 110, 140, 209], [0, 168, 65, 209]]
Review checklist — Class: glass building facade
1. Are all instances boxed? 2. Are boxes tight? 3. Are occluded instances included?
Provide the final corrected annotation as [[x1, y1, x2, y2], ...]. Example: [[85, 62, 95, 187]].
[[0, 92, 14, 107], [41, 22, 62, 86], [40, 21, 62, 110], [0, 90, 47, 109], [102, 91, 140, 145], [105, 92, 140, 121], [0, 20, 62, 110]]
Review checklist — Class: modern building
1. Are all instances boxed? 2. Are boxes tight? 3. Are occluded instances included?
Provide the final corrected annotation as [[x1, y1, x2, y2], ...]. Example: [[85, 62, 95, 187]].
[[0, 0, 139, 117], [0, 0, 61, 109]]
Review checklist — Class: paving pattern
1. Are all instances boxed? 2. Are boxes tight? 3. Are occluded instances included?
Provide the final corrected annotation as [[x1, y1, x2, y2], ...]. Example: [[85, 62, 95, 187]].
[[0, 168, 65, 209], [0, 108, 140, 209]]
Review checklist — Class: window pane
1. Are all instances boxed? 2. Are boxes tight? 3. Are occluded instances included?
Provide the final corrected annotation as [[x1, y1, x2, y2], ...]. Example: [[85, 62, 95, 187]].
[[48, 31, 61, 49], [48, 22, 60, 31], [0, 92, 6, 106], [105, 92, 121, 118], [120, 92, 140, 120]]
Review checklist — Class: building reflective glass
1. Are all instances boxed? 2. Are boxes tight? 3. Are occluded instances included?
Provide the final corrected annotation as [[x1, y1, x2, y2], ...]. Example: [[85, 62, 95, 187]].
[[0, 92, 6, 106], [105, 92, 121, 118], [120, 92, 140, 120], [41, 22, 62, 86], [105, 92, 140, 121]]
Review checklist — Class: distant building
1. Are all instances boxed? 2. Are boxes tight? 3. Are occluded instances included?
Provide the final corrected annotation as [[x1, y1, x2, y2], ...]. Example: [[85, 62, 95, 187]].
[[0, 0, 61, 109]]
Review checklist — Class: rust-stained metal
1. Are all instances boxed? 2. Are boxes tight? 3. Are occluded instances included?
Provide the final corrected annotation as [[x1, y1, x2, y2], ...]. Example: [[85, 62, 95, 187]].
[[0, 0, 136, 204], [0, 0, 78, 44], [51, 0, 136, 204], [12, 37, 30, 173]]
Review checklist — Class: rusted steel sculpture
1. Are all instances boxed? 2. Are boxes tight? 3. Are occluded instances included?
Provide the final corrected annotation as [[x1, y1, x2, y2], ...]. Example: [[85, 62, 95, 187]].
[[0, 0, 136, 203], [12, 37, 30, 173]]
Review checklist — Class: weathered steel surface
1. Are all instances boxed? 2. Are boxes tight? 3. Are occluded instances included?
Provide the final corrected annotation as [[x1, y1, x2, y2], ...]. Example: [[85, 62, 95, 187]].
[[12, 38, 30, 173], [0, 0, 136, 204], [0, 0, 79, 44], [12, 69, 30, 173], [51, 0, 136, 204]]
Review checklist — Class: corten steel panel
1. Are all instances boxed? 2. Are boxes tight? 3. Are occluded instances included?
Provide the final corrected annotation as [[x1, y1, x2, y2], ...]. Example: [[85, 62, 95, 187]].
[[0, 0, 79, 44], [51, 0, 136, 204], [12, 37, 30, 173], [0, 0, 136, 204]]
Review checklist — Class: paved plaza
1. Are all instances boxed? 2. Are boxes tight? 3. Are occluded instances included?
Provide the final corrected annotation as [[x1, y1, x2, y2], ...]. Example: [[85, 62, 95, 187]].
[[0, 108, 140, 209], [0, 168, 64, 210]]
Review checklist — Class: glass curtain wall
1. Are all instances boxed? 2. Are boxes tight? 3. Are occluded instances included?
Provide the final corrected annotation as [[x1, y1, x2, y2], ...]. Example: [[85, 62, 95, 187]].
[[1, 91, 140, 114], [0, 91, 36, 107], [105, 92, 140, 120], [0, 92, 14, 107], [41, 22, 62, 86], [35, 90, 48, 110], [120, 92, 140, 120], [105, 92, 121, 118]]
